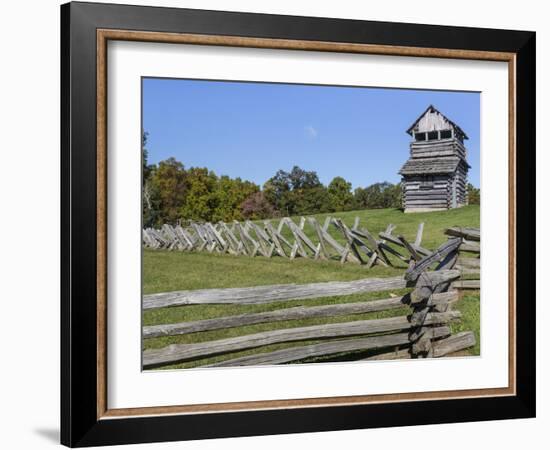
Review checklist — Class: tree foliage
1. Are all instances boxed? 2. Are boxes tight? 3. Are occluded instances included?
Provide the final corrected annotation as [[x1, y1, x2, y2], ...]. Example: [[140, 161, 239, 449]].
[[263, 166, 326, 216], [328, 176, 354, 212], [150, 158, 188, 224], [241, 191, 276, 220], [142, 134, 405, 225], [210, 176, 259, 222], [467, 183, 480, 205], [354, 181, 402, 209]]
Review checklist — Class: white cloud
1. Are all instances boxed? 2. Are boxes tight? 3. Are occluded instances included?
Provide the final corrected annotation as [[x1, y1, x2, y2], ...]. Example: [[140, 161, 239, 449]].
[[304, 125, 318, 139]]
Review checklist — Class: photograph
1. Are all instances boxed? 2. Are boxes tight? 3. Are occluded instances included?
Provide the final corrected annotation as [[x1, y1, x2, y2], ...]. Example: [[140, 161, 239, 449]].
[[140, 78, 481, 370], [54, 1, 536, 446]]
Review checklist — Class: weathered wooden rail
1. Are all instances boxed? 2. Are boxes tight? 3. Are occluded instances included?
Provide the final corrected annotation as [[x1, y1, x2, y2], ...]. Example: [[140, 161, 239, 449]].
[[143, 290, 459, 338], [143, 217, 432, 268], [445, 227, 480, 290], [143, 276, 409, 309]]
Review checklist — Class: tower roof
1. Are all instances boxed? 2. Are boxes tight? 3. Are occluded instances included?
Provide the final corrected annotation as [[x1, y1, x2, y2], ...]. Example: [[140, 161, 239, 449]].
[[399, 156, 471, 175], [406, 105, 468, 140]]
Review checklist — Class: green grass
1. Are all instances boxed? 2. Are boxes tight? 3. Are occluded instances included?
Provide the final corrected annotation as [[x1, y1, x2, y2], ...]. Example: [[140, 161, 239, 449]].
[[143, 250, 403, 294], [143, 205, 480, 368], [144, 205, 480, 294], [279, 204, 480, 252], [450, 291, 481, 356]]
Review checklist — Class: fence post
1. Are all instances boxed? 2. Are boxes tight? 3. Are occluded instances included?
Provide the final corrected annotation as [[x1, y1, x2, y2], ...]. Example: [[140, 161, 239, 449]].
[[408, 269, 460, 358], [409, 272, 434, 357]]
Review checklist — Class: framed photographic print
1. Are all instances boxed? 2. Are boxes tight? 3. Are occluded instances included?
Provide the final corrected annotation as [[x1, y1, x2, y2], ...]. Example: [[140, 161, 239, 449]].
[[60, 1, 535, 447]]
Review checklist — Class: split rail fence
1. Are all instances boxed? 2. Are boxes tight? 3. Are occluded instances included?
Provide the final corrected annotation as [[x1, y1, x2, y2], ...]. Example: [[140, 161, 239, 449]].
[[446, 227, 480, 290], [142, 226, 479, 369], [143, 217, 443, 269]]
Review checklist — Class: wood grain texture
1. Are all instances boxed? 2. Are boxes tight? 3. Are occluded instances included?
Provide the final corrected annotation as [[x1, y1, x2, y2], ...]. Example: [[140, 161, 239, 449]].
[[457, 257, 481, 268], [98, 29, 515, 62], [433, 331, 476, 357], [409, 270, 461, 303], [206, 327, 451, 367], [451, 280, 481, 289], [96, 29, 108, 419], [144, 291, 460, 339], [459, 241, 481, 252], [143, 313, 460, 367], [405, 239, 462, 281], [143, 295, 410, 338], [143, 276, 409, 309], [445, 227, 480, 241]]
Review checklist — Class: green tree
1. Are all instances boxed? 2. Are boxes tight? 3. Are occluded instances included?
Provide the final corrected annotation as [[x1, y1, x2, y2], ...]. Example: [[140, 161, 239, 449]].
[[150, 157, 187, 224], [294, 186, 331, 215], [211, 176, 259, 222], [353, 186, 372, 209], [264, 166, 323, 216], [467, 183, 480, 205], [179, 167, 218, 221], [381, 182, 402, 209], [263, 170, 292, 213], [328, 176, 354, 212], [354, 182, 402, 209], [288, 166, 322, 190], [263, 169, 293, 215]]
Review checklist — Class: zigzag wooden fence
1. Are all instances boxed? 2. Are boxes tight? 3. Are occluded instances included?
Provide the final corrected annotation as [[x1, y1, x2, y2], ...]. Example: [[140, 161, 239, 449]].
[[143, 217, 437, 268], [142, 227, 479, 369], [446, 227, 480, 290]]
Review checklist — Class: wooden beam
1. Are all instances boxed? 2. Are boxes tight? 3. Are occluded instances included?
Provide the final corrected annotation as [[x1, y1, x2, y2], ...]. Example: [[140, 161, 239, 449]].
[[143, 318, 454, 368], [308, 217, 330, 259], [444, 227, 480, 241], [333, 218, 365, 265], [459, 241, 481, 253], [457, 257, 480, 268], [143, 294, 411, 338], [415, 222, 425, 247], [263, 220, 286, 257], [405, 238, 462, 282], [206, 327, 451, 367], [432, 331, 476, 357], [451, 280, 481, 290], [353, 225, 391, 266], [398, 234, 421, 261], [410, 270, 461, 304], [143, 275, 410, 309]]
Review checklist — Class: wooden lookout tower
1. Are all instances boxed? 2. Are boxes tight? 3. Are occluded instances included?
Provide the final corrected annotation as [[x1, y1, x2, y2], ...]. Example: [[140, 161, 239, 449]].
[[399, 105, 470, 213]]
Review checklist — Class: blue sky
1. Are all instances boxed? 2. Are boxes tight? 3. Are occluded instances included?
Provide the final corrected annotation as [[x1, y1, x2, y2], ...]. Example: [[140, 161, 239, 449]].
[[142, 78, 480, 188]]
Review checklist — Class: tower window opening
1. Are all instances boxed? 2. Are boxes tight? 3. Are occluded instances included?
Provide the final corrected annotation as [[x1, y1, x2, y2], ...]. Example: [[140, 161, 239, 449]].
[[415, 132, 426, 141], [427, 131, 439, 140]]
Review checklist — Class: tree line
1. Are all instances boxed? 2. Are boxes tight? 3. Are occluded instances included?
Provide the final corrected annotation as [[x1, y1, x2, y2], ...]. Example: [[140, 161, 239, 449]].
[[142, 133, 479, 227]]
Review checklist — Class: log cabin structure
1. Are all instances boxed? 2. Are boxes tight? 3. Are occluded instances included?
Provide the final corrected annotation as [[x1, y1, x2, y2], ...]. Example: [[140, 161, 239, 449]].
[[399, 105, 470, 213]]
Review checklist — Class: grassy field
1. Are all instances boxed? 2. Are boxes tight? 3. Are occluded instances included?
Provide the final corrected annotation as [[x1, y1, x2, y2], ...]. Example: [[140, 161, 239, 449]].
[[143, 205, 480, 368]]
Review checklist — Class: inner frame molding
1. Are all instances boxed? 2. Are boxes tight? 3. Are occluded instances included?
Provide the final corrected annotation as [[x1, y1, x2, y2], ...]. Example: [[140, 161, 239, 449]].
[[96, 28, 516, 420]]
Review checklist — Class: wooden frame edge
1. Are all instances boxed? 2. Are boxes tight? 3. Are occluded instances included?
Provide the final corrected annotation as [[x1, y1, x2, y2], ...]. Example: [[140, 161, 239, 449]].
[[97, 29, 108, 419], [508, 56, 517, 395], [95, 28, 517, 421], [98, 29, 515, 61], [100, 387, 515, 419]]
